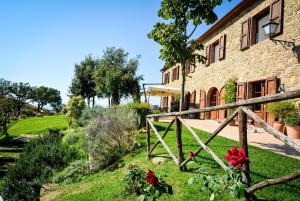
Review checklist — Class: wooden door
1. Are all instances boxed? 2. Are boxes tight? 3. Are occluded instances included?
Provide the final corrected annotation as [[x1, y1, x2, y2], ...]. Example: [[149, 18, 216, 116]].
[[252, 81, 266, 127], [199, 90, 206, 119], [210, 88, 218, 120], [266, 77, 277, 125], [218, 88, 226, 120]]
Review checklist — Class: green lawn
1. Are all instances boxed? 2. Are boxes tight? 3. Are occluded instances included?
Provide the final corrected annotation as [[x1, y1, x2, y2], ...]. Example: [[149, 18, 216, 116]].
[[42, 122, 300, 201], [8, 115, 68, 136]]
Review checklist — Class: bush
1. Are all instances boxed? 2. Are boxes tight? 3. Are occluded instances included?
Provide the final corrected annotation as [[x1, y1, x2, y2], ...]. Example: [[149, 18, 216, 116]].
[[127, 102, 151, 129], [84, 106, 137, 171], [224, 77, 237, 104], [62, 128, 86, 159], [0, 133, 76, 200], [151, 109, 161, 114], [284, 117, 300, 126], [52, 160, 89, 184], [123, 165, 146, 195], [78, 106, 104, 126], [266, 101, 298, 122]]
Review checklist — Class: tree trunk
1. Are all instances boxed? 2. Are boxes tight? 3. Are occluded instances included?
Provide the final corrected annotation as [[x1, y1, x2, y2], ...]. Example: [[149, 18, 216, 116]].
[[108, 97, 111, 108], [87, 97, 90, 107], [92, 96, 95, 107], [179, 62, 186, 112]]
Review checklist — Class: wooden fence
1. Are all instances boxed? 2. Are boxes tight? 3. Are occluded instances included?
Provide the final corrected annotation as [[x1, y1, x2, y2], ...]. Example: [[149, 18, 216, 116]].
[[145, 89, 300, 200]]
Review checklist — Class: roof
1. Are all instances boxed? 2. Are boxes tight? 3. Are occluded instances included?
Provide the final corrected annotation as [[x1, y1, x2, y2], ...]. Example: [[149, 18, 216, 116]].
[[160, 0, 255, 72], [142, 85, 180, 97]]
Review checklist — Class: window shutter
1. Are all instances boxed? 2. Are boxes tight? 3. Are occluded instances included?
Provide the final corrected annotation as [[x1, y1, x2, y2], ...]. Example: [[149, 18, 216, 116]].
[[205, 46, 210, 66], [240, 19, 250, 50], [249, 17, 257, 45], [199, 89, 206, 119], [190, 90, 196, 105], [219, 35, 226, 60], [237, 82, 247, 102], [266, 76, 277, 95], [210, 44, 215, 64], [270, 0, 283, 36]]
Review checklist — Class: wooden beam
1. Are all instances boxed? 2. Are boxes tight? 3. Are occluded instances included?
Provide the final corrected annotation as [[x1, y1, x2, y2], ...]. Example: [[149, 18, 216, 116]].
[[146, 119, 151, 160], [176, 117, 185, 171], [180, 110, 238, 167], [242, 107, 300, 153], [246, 169, 300, 194], [238, 107, 250, 187], [147, 89, 300, 118], [147, 119, 178, 164], [177, 117, 228, 171], [148, 118, 175, 155]]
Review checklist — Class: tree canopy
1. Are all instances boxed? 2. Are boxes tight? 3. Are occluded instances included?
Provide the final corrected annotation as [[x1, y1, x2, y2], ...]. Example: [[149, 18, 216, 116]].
[[148, 0, 227, 111], [31, 86, 62, 112]]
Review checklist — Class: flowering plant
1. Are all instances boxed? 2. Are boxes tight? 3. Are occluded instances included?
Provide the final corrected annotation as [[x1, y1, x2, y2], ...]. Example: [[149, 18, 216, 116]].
[[123, 166, 172, 201], [225, 147, 249, 169], [188, 151, 194, 158], [188, 146, 250, 200]]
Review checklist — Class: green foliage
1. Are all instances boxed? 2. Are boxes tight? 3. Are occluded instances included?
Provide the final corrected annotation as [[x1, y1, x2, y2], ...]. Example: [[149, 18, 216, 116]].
[[69, 55, 97, 107], [224, 77, 237, 104], [266, 101, 298, 122], [123, 165, 146, 196], [10, 81, 33, 112], [284, 117, 300, 126], [151, 109, 161, 114], [188, 167, 246, 200], [52, 160, 89, 184], [94, 47, 143, 105], [31, 86, 62, 112], [62, 128, 86, 159], [127, 102, 151, 129], [123, 166, 173, 201], [84, 106, 137, 171], [78, 106, 104, 126], [0, 78, 11, 97], [66, 96, 86, 125], [0, 133, 76, 200], [0, 97, 18, 136]]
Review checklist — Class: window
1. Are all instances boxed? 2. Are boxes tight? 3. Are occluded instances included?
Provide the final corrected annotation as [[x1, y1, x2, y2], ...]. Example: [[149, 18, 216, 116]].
[[164, 72, 170, 84], [172, 66, 179, 81], [255, 12, 270, 43], [210, 42, 219, 64], [206, 34, 226, 66]]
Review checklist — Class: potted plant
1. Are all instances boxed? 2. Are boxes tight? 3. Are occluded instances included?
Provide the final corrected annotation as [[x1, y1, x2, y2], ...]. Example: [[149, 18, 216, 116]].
[[284, 117, 300, 139], [151, 109, 161, 122], [224, 77, 237, 126], [266, 101, 297, 133]]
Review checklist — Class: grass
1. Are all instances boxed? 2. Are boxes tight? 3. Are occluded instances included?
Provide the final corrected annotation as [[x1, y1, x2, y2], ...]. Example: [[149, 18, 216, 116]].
[[7, 115, 68, 136], [41, 122, 300, 201]]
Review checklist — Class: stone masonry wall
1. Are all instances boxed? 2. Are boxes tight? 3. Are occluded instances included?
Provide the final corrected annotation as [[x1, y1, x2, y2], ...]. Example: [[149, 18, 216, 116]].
[[163, 0, 300, 109]]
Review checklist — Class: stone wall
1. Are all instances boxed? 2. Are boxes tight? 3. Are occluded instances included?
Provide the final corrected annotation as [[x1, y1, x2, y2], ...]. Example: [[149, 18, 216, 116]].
[[163, 0, 300, 109]]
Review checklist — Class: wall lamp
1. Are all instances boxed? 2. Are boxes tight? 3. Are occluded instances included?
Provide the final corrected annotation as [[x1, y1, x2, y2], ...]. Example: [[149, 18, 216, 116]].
[[262, 20, 296, 51]]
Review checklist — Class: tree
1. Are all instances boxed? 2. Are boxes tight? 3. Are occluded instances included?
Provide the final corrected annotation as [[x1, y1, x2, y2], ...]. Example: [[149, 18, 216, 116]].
[[69, 55, 97, 107], [94, 47, 143, 106], [10, 82, 33, 112], [31, 86, 62, 112], [148, 0, 226, 111], [0, 97, 18, 136], [65, 96, 86, 125], [0, 78, 11, 97]]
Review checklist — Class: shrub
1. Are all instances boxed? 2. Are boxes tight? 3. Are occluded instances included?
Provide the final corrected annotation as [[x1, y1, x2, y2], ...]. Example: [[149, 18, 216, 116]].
[[123, 165, 146, 195], [62, 128, 86, 159], [224, 77, 237, 104], [84, 106, 137, 171], [52, 160, 89, 184], [65, 96, 86, 125], [0, 133, 76, 200], [266, 101, 298, 122], [284, 117, 300, 126], [127, 102, 151, 129], [78, 106, 105, 126], [151, 109, 161, 114]]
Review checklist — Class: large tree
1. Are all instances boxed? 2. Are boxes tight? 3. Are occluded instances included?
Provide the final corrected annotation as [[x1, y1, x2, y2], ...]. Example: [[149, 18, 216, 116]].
[[31, 86, 62, 112], [69, 55, 97, 107], [0, 78, 11, 97], [10, 82, 33, 112], [148, 0, 226, 111], [94, 47, 143, 106], [0, 97, 18, 136]]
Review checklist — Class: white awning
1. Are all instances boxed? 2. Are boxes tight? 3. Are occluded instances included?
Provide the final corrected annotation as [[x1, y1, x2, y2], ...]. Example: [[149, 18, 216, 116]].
[[142, 85, 180, 97]]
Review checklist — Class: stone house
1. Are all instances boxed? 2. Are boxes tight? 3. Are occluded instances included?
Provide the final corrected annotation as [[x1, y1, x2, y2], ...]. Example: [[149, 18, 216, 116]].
[[160, 0, 300, 126]]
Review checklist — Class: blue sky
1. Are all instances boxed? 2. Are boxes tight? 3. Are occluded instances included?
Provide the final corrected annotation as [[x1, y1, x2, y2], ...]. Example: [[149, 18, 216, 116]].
[[0, 0, 241, 106]]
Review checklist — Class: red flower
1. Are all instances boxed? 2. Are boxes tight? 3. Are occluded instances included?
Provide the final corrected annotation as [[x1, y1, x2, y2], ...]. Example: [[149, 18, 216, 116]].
[[225, 147, 249, 169], [188, 151, 194, 158], [146, 170, 159, 187]]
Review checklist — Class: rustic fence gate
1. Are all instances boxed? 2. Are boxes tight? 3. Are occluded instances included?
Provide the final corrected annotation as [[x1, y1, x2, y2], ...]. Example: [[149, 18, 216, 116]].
[[146, 89, 300, 200]]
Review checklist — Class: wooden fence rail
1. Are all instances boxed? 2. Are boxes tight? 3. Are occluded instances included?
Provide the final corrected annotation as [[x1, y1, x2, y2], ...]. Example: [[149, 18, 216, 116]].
[[145, 89, 300, 201]]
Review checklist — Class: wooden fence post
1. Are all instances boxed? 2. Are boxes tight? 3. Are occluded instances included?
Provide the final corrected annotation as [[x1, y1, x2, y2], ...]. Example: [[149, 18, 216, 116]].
[[238, 107, 251, 200], [176, 116, 185, 171], [146, 118, 151, 160]]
